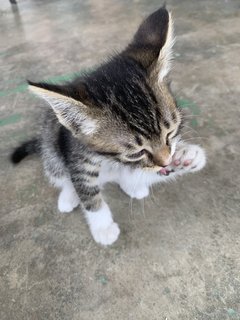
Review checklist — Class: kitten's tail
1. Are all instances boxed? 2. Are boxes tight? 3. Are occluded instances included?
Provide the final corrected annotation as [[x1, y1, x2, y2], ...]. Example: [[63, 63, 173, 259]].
[[10, 138, 40, 164]]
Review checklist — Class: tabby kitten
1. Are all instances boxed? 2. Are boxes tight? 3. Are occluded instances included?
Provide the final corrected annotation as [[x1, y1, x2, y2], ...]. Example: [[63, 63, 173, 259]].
[[11, 7, 206, 245]]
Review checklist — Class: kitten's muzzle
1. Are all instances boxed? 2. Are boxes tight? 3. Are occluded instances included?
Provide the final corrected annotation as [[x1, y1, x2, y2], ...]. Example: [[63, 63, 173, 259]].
[[150, 145, 172, 167]]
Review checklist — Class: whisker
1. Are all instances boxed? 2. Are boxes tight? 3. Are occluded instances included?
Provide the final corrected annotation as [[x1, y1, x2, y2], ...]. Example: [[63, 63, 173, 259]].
[[182, 114, 203, 119], [128, 170, 143, 219], [183, 137, 208, 142], [140, 198, 146, 219], [180, 130, 194, 136], [182, 124, 199, 135], [130, 197, 133, 217], [149, 185, 158, 206]]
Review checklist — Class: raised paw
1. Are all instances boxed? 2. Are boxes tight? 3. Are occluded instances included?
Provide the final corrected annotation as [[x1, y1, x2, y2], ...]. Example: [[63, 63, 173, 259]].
[[91, 222, 120, 245], [171, 144, 206, 173], [58, 189, 80, 213]]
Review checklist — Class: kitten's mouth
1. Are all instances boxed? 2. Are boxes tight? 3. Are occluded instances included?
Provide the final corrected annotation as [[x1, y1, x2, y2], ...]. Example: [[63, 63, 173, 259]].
[[143, 166, 172, 176], [158, 168, 172, 176], [158, 167, 176, 176]]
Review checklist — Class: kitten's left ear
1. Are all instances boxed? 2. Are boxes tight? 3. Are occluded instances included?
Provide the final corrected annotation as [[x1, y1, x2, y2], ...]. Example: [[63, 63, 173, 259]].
[[124, 6, 174, 80], [28, 81, 99, 137]]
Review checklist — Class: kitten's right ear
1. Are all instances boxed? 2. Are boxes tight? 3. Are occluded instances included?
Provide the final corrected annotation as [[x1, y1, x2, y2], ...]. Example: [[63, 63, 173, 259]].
[[123, 6, 174, 79], [28, 81, 99, 136]]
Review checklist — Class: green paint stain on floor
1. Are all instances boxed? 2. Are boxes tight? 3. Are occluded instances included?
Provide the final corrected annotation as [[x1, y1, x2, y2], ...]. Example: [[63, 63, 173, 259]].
[[1, 72, 201, 129], [45, 71, 84, 83], [97, 275, 108, 285], [0, 51, 7, 57], [0, 70, 87, 98], [177, 98, 200, 127], [0, 114, 22, 127], [0, 84, 28, 98], [227, 308, 237, 317]]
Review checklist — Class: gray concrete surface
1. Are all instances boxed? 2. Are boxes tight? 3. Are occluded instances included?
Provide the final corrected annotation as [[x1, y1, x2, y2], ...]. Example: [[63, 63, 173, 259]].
[[1, 0, 240, 319]]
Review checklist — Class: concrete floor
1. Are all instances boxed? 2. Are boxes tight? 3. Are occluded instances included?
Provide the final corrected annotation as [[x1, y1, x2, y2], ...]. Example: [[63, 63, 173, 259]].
[[1, 0, 240, 319]]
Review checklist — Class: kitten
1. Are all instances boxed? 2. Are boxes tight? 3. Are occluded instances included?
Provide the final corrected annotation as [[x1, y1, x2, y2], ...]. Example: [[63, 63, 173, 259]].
[[11, 7, 206, 245]]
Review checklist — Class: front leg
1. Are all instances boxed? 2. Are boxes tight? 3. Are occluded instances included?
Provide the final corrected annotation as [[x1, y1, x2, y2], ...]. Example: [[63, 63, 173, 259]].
[[85, 199, 120, 246], [164, 142, 206, 177], [70, 164, 120, 245]]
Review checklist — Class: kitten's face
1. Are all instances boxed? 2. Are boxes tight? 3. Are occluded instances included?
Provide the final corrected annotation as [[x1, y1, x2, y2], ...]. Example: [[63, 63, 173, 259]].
[[29, 7, 182, 171], [86, 81, 182, 171]]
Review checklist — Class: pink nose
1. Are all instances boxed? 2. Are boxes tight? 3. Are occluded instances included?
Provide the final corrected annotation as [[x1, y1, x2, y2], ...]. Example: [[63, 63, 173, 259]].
[[153, 146, 172, 167], [161, 158, 171, 167]]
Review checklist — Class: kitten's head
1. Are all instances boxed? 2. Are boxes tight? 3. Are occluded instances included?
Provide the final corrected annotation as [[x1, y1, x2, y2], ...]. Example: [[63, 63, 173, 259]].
[[29, 6, 182, 172]]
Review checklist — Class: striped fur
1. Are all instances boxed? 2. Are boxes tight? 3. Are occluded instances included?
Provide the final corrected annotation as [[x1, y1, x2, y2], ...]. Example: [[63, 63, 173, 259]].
[[11, 7, 206, 245]]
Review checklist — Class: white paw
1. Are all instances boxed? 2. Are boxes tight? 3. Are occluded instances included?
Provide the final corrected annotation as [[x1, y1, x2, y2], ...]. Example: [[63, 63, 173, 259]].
[[58, 189, 80, 213], [120, 185, 149, 199], [91, 222, 120, 245], [171, 144, 206, 173], [85, 202, 120, 245]]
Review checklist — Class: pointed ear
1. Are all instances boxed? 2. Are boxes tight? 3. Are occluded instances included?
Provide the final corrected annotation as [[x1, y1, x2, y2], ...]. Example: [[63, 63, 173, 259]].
[[123, 6, 174, 79], [155, 10, 174, 81], [28, 81, 99, 136]]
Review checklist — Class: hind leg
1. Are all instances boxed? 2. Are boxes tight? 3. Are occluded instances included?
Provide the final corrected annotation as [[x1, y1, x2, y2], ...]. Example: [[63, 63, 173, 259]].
[[46, 172, 80, 213], [42, 150, 80, 213], [56, 177, 80, 213], [46, 174, 80, 213]]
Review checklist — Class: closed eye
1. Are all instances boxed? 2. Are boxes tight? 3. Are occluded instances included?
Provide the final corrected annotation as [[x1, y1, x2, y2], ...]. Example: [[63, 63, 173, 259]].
[[166, 131, 174, 140], [127, 149, 146, 159], [172, 126, 182, 139], [166, 126, 181, 145], [125, 149, 149, 161], [166, 131, 174, 146]]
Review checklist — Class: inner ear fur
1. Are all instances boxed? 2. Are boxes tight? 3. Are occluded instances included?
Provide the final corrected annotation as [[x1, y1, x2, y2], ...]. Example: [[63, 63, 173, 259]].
[[123, 7, 174, 81], [28, 81, 100, 136]]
